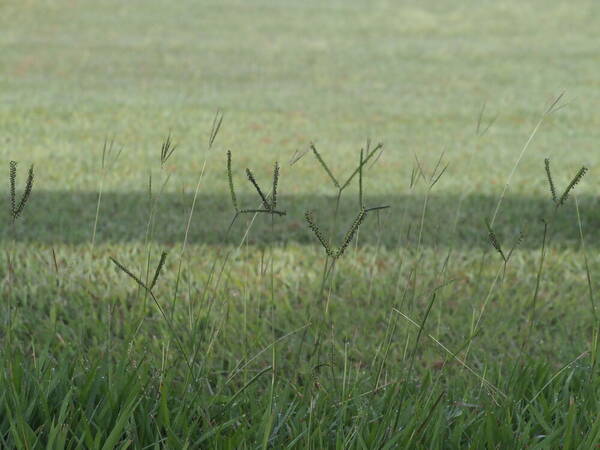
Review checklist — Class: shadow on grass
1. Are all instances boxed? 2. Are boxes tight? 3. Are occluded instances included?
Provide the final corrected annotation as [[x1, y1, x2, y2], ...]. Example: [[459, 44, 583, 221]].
[[1, 191, 599, 249]]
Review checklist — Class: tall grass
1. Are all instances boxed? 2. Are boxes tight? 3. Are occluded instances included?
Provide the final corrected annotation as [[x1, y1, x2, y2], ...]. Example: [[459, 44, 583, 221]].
[[2, 110, 600, 448]]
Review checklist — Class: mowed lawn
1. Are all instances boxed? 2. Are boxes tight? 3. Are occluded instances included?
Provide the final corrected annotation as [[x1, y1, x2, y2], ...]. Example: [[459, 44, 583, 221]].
[[2, 0, 600, 447]]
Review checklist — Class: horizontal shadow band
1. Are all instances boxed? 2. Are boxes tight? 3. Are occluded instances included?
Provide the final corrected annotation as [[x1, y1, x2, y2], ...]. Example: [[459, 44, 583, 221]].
[[1, 191, 598, 249]]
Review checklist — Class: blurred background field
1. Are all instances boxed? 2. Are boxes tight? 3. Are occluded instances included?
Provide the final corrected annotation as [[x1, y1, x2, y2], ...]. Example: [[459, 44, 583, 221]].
[[3, 1, 600, 246], [3, 0, 600, 192]]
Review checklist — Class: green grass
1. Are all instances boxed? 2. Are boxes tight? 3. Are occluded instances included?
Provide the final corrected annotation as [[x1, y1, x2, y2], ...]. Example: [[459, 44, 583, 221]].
[[2, 0, 600, 447]]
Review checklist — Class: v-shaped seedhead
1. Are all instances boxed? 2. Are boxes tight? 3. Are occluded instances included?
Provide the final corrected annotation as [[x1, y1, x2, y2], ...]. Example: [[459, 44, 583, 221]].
[[9, 161, 34, 223]]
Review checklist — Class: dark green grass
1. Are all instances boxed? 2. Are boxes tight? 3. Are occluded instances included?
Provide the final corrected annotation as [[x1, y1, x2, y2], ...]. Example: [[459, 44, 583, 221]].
[[3, 0, 600, 447], [1, 236, 600, 447], [3, 190, 600, 248]]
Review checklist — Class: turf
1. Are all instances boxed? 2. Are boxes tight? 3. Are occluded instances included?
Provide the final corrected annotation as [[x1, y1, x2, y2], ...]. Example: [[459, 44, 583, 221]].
[[2, 0, 600, 447]]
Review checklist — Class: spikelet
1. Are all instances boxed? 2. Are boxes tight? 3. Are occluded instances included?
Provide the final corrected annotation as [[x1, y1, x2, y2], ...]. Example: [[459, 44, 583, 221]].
[[336, 208, 366, 258], [310, 144, 340, 189], [226, 150, 239, 212], [15, 165, 34, 219], [558, 166, 588, 207], [272, 161, 279, 209], [9, 161, 34, 222], [208, 110, 223, 149], [305, 210, 335, 258], [149, 251, 168, 291], [485, 219, 506, 262], [544, 158, 557, 204], [110, 257, 146, 290], [9, 161, 17, 219], [160, 131, 177, 166], [246, 168, 270, 210]]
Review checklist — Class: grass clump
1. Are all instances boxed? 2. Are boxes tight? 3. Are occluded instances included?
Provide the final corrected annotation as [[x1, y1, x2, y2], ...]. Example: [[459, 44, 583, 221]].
[[5, 1, 600, 445], [1, 125, 600, 448]]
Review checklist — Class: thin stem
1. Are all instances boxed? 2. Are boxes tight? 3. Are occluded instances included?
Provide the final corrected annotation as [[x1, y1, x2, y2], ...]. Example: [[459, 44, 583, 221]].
[[524, 220, 549, 351], [575, 195, 597, 321], [490, 93, 563, 226]]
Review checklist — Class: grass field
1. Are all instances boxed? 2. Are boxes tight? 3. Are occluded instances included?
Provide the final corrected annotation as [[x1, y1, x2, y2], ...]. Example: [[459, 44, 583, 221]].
[[3, 0, 600, 447]]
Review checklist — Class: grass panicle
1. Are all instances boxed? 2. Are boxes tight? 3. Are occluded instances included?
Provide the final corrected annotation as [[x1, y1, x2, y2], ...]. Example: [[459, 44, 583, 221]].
[[9, 161, 35, 223], [485, 221, 523, 267], [305, 208, 368, 259], [16, 165, 35, 218], [245, 168, 270, 210], [544, 158, 587, 207], [485, 219, 506, 262], [310, 143, 340, 188], [110, 256, 146, 290], [243, 162, 285, 216], [272, 161, 279, 210], [149, 251, 168, 291], [209, 110, 224, 149], [160, 131, 177, 167], [305, 210, 335, 258], [226, 150, 239, 212], [9, 161, 17, 219], [110, 251, 166, 307], [558, 166, 588, 207], [544, 158, 557, 204], [337, 208, 366, 258]]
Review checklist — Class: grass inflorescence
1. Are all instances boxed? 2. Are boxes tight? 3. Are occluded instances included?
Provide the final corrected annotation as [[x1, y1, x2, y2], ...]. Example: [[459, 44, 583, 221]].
[[159, 131, 177, 167], [226, 150, 287, 220], [544, 157, 588, 208], [8, 160, 34, 223], [226, 150, 238, 213], [305, 207, 367, 259]]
